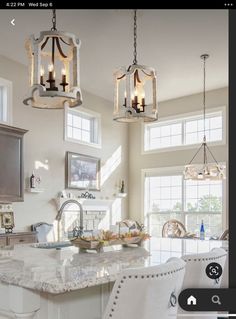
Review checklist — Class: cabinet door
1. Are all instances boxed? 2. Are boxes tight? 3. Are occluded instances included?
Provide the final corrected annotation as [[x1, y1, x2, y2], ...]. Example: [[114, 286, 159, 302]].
[[0, 124, 28, 203], [0, 236, 7, 246], [8, 234, 37, 245]]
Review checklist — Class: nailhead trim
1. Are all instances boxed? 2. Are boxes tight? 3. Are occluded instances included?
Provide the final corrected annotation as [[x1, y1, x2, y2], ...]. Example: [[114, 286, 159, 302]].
[[107, 266, 185, 318], [183, 253, 226, 263]]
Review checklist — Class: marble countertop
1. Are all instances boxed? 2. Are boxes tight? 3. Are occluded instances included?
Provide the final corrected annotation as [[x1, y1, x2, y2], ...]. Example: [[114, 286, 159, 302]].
[[0, 237, 227, 294]]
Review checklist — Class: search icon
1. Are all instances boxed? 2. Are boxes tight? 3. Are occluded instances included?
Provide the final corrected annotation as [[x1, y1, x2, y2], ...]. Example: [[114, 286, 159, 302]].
[[211, 295, 221, 305]]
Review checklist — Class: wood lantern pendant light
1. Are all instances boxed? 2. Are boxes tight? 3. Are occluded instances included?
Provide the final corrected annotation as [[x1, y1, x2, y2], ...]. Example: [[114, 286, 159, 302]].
[[23, 10, 82, 109], [113, 10, 158, 122]]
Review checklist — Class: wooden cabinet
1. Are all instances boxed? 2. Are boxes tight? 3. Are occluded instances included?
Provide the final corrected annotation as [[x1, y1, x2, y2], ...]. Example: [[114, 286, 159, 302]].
[[0, 124, 28, 203], [0, 232, 37, 247], [0, 236, 7, 246]]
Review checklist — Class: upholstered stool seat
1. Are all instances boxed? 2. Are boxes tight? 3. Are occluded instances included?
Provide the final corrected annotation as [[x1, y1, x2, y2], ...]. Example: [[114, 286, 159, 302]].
[[103, 257, 186, 319]]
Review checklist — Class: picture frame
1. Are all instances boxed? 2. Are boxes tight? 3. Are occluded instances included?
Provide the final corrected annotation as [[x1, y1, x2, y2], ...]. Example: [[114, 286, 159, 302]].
[[0, 212, 15, 229], [66, 152, 101, 191]]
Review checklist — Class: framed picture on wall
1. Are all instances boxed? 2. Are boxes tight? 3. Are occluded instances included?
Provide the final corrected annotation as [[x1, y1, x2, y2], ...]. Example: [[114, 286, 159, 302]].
[[0, 211, 15, 233], [66, 152, 101, 191]]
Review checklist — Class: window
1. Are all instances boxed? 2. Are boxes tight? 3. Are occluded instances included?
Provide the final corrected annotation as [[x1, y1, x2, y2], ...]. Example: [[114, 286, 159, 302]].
[[65, 107, 101, 147], [144, 108, 225, 152], [0, 78, 12, 125], [144, 168, 225, 237]]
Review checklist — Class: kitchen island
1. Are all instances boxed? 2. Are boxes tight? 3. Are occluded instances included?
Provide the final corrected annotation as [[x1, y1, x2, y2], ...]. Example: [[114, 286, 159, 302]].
[[0, 238, 226, 319]]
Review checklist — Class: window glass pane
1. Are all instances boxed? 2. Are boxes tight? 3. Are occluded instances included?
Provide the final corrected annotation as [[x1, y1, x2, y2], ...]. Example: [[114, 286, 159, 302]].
[[67, 113, 73, 126], [171, 135, 182, 146], [160, 136, 171, 147], [161, 125, 171, 136], [82, 130, 90, 142], [73, 128, 81, 140], [67, 126, 73, 138], [66, 110, 100, 146], [186, 120, 197, 133], [197, 119, 204, 131], [185, 180, 222, 213], [0, 85, 7, 123], [144, 111, 223, 151], [150, 127, 160, 138], [82, 118, 90, 130], [150, 138, 161, 149], [185, 132, 198, 144], [209, 129, 222, 141], [73, 115, 81, 128], [145, 173, 223, 238], [171, 123, 181, 135], [210, 116, 222, 129]]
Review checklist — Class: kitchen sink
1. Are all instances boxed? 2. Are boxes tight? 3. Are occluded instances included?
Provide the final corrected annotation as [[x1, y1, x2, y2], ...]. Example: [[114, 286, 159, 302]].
[[32, 241, 73, 249]]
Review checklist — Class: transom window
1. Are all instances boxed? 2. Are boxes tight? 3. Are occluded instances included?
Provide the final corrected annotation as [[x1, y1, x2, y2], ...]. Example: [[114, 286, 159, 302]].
[[144, 109, 224, 152], [65, 107, 101, 147], [144, 168, 225, 238]]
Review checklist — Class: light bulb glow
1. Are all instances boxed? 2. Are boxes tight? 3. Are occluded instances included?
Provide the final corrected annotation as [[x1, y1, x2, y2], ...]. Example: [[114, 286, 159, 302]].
[[40, 66, 45, 76], [48, 64, 54, 72]]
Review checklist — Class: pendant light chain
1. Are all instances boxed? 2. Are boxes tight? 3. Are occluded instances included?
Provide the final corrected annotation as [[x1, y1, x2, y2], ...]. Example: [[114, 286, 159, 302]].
[[51, 9, 57, 31], [133, 9, 138, 65]]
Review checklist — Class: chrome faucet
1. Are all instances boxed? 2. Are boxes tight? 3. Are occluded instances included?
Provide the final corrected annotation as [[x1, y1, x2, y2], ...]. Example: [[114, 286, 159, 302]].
[[56, 199, 84, 241]]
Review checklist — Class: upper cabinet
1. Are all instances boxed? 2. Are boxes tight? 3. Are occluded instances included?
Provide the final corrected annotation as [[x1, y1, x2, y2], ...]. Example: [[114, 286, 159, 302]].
[[0, 124, 28, 203]]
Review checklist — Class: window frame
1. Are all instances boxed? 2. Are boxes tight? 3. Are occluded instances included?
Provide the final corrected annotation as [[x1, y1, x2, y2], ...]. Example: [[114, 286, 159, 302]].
[[0, 77, 12, 125], [141, 166, 227, 236], [142, 106, 226, 154], [64, 106, 101, 148]]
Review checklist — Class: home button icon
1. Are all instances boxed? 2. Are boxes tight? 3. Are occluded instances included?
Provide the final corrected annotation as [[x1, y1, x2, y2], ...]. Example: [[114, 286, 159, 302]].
[[187, 295, 197, 306]]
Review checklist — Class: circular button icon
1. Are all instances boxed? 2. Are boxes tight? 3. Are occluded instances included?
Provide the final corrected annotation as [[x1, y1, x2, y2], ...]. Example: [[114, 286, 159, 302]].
[[206, 262, 222, 280]]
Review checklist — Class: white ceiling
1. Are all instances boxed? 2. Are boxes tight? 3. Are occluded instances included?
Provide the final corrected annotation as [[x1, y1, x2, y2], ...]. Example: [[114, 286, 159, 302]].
[[0, 9, 228, 102]]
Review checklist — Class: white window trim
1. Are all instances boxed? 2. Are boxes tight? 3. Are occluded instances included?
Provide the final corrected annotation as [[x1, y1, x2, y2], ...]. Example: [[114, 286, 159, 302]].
[[141, 164, 227, 233], [64, 106, 102, 148], [0, 77, 12, 125], [141, 106, 227, 154]]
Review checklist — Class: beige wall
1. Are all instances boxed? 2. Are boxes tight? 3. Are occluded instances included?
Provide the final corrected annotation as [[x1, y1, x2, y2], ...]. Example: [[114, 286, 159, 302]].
[[0, 54, 228, 232], [0, 55, 129, 231], [128, 87, 228, 225]]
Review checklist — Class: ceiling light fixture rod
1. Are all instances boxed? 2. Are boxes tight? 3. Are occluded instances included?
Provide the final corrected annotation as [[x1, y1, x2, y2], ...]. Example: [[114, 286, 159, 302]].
[[133, 9, 137, 65], [201, 53, 209, 137]]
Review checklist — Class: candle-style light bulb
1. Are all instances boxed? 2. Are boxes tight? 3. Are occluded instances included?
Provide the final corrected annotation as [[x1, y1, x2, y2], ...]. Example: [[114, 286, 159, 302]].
[[124, 91, 127, 107], [141, 92, 145, 105], [134, 88, 138, 105], [46, 63, 58, 90], [40, 66, 45, 86], [40, 66, 45, 76], [60, 67, 68, 92], [48, 64, 54, 72]]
